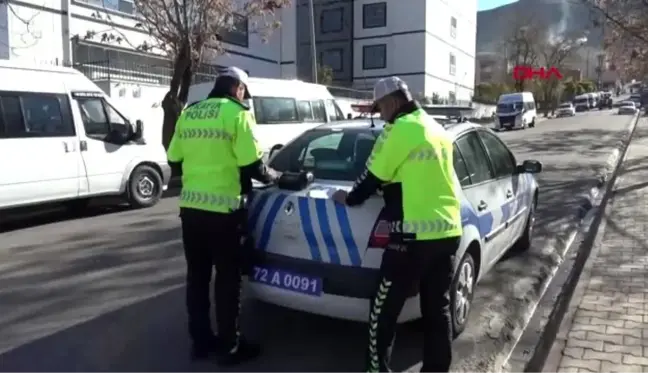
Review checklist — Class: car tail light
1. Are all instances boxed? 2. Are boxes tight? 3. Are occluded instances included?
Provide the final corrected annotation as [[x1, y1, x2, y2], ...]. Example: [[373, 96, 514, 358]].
[[368, 209, 391, 248]]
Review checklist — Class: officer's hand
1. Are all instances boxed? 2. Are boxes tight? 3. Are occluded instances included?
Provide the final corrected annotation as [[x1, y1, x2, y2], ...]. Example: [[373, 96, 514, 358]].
[[331, 189, 348, 205]]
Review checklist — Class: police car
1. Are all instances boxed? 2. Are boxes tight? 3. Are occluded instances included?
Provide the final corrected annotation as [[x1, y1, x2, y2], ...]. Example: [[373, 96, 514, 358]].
[[245, 119, 542, 336]]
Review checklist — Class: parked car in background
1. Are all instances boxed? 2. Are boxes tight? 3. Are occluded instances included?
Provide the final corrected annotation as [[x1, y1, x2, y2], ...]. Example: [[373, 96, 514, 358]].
[[618, 101, 638, 115], [598, 92, 613, 110], [556, 102, 576, 117], [573, 94, 590, 112], [630, 94, 642, 108]]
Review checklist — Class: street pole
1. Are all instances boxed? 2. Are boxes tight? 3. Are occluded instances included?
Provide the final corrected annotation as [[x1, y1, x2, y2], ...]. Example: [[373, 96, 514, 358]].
[[308, 0, 318, 83]]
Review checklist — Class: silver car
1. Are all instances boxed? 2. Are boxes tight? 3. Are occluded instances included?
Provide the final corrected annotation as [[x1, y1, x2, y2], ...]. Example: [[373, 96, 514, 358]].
[[556, 102, 576, 117], [618, 101, 638, 115]]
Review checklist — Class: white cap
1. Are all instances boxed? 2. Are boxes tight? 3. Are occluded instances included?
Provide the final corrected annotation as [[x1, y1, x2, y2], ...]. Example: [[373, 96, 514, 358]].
[[373, 76, 413, 103], [217, 66, 251, 98]]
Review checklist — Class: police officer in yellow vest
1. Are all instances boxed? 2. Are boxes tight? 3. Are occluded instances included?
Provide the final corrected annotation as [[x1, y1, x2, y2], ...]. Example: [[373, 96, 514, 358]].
[[167, 66, 279, 364], [332, 77, 462, 372]]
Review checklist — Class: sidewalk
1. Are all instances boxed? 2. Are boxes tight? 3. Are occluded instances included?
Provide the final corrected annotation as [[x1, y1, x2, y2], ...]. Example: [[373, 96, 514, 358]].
[[549, 118, 648, 372]]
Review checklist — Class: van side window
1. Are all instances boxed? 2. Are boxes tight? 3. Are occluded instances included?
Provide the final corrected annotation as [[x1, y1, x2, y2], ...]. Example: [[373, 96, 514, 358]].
[[253, 97, 300, 124], [311, 100, 327, 122], [297, 100, 314, 121], [0, 96, 24, 137], [324, 99, 345, 122], [0, 93, 74, 138], [76, 98, 130, 138]]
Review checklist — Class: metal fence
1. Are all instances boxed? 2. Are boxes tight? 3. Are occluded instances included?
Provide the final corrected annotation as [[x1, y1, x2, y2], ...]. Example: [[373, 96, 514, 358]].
[[73, 60, 220, 86]]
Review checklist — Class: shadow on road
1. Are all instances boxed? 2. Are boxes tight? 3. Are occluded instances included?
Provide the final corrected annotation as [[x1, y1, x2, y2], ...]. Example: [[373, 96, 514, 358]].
[[0, 189, 181, 234]]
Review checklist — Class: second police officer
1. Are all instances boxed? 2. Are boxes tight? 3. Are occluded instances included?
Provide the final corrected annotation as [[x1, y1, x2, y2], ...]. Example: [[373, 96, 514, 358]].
[[167, 67, 280, 365], [332, 77, 462, 372]]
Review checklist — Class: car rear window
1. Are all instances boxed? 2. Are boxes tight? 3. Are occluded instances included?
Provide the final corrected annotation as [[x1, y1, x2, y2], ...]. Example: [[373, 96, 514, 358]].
[[559, 103, 571, 108], [270, 129, 379, 181]]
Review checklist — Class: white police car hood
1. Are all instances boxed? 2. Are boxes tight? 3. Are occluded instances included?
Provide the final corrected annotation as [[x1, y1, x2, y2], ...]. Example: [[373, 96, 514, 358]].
[[247, 181, 385, 268]]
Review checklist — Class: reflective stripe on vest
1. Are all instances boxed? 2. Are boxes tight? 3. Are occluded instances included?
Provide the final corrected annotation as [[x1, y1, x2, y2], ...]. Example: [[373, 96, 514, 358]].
[[180, 190, 241, 209], [390, 219, 459, 234], [407, 147, 449, 161], [177, 128, 233, 141]]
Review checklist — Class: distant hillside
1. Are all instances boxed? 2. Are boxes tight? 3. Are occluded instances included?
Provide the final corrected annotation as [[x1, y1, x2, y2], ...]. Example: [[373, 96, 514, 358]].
[[476, 0, 604, 53]]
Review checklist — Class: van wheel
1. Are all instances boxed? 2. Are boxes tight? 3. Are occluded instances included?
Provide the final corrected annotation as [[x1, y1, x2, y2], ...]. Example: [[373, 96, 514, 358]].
[[127, 165, 163, 208], [451, 252, 476, 337], [529, 118, 536, 128]]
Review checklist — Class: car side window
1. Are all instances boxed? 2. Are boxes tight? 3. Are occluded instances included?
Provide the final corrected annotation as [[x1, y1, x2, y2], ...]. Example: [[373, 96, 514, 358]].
[[452, 145, 472, 187], [0, 93, 74, 138], [454, 132, 494, 185], [478, 131, 516, 178]]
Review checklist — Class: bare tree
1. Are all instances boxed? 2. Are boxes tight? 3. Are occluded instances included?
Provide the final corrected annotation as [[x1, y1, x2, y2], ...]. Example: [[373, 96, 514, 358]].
[[579, 0, 648, 80], [501, 14, 544, 91], [536, 32, 587, 116], [83, 0, 290, 151], [0, 0, 42, 54]]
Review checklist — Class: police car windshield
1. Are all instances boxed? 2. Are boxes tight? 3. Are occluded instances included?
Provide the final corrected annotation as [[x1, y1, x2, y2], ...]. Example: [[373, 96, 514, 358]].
[[269, 128, 379, 181]]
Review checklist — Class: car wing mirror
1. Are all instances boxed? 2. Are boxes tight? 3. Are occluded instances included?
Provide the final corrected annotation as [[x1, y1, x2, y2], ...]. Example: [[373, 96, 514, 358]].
[[518, 160, 542, 173], [269, 143, 284, 159]]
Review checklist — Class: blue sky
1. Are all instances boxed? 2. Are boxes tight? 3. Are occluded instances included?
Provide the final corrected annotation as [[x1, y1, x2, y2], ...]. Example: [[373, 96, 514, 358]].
[[478, 0, 517, 11]]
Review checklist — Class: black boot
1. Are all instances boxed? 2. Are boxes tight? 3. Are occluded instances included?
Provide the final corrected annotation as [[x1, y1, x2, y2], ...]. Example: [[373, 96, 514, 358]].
[[190, 335, 226, 360], [217, 339, 261, 366]]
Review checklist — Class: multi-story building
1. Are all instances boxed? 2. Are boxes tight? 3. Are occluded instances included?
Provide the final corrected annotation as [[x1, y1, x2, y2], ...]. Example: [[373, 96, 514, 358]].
[[0, 0, 297, 80], [296, 0, 477, 103]]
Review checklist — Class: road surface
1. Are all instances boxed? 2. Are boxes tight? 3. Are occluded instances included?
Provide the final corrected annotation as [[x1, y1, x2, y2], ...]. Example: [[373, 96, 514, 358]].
[[0, 108, 637, 372]]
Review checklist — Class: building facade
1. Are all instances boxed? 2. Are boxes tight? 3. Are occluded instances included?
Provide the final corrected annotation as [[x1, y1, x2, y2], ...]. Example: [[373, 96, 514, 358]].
[[296, 0, 477, 103], [0, 0, 297, 79]]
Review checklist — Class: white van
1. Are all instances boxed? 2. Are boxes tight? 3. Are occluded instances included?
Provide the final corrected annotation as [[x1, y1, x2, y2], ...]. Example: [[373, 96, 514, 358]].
[[495, 92, 537, 130], [187, 78, 347, 152], [573, 94, 590, 111], [0, 61, 171, 212]]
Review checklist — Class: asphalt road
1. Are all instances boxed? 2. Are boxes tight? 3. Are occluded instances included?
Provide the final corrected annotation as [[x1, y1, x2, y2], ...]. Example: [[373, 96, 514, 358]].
[[0, 108, 637, 372]]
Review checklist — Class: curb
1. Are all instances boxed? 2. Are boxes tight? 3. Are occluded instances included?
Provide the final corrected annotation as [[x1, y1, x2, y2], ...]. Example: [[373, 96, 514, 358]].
[[503, 113, 640, 372]]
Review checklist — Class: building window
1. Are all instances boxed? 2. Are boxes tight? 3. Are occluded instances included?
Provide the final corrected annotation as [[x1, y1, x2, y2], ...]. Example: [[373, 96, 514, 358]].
[[363, 44, 386, 70], [320, 8, 343, 33], [321, 48, 343, 72], [363, 2, 386, 29], [75, 0, 135, 14], [451, 16, 457, 38], [449, 53, 456, 75], [221, 14, 249, 48]]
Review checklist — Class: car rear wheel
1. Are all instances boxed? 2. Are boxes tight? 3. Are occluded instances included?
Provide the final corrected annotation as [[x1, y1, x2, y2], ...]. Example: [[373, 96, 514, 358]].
[[451, 252, 476, 337], [127, 165, 163, 208], [529, 118, 535, 128]]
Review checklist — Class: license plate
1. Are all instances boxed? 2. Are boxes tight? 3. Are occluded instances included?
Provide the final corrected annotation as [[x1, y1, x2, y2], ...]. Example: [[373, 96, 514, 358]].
[[250, 266, 323, 296]]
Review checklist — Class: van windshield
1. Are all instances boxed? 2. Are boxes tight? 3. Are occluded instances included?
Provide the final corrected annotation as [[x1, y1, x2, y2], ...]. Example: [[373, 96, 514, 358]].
[[497, 102, 523, 114]]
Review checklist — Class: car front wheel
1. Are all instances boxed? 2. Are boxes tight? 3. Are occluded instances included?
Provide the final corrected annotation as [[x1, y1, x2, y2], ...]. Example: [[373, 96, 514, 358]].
[[451, 252, 476, 337]]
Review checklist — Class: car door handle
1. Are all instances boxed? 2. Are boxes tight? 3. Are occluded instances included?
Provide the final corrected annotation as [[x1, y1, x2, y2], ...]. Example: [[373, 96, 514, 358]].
[[506, 190, 513, 198], [63, 141, 73, 153], [477, 201, 488, 211]]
